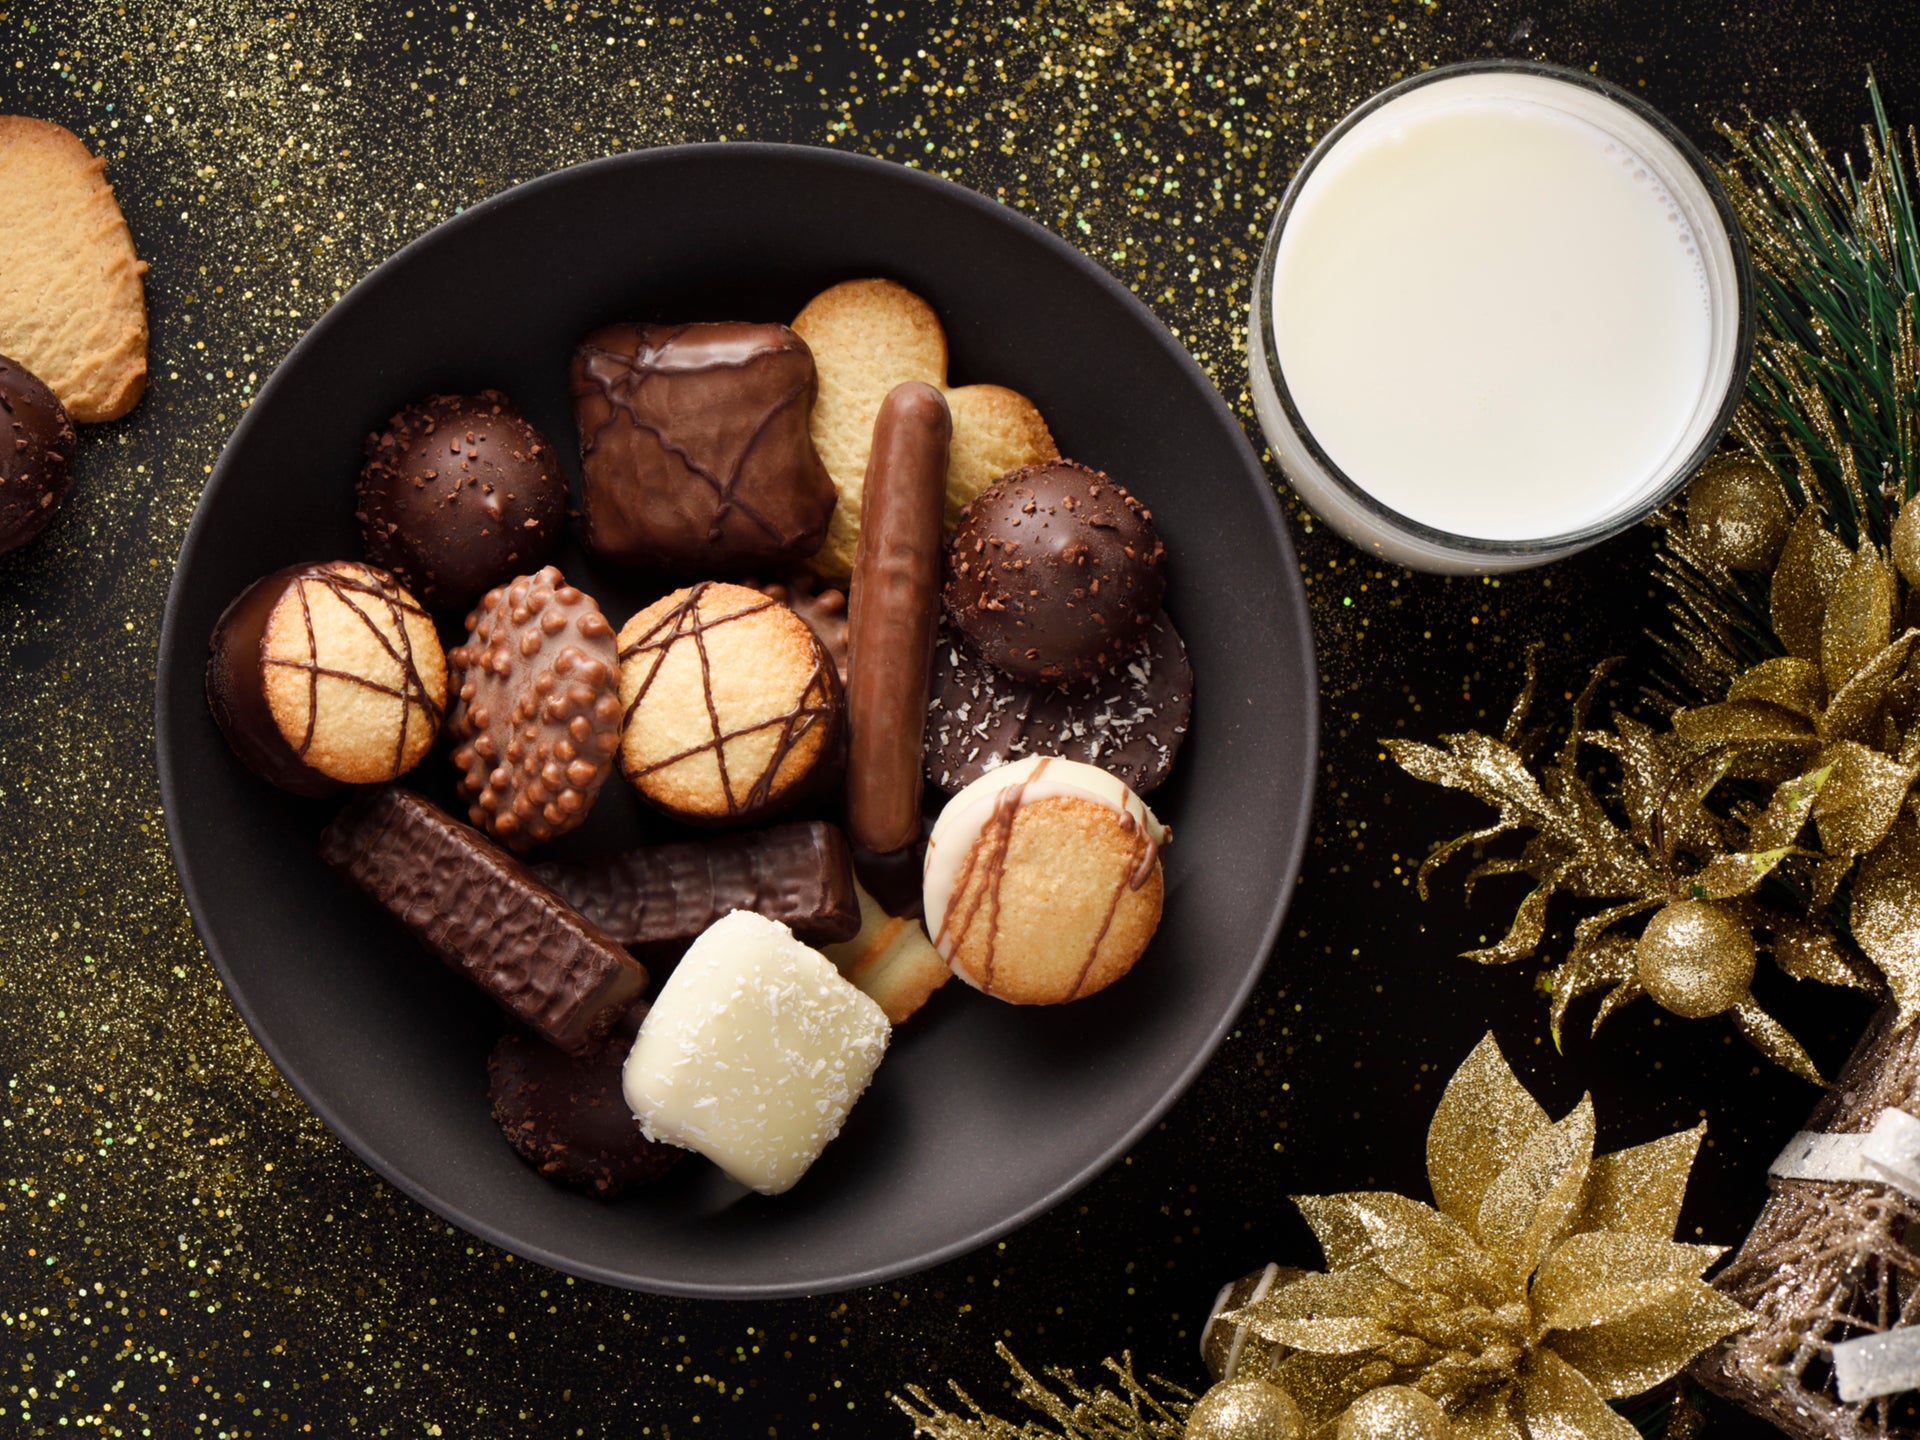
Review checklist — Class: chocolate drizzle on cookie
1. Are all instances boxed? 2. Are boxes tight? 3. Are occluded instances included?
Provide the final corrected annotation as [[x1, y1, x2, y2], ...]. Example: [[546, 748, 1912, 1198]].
[[617, 581, 839, 819], [266, 564, 445, 777], [930, 758, 1164, 1001], [571, 322, 837, 575]]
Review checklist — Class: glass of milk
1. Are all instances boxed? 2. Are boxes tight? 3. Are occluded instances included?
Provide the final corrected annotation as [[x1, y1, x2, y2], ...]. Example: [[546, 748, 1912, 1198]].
[[1248, 60, 1752, 573]]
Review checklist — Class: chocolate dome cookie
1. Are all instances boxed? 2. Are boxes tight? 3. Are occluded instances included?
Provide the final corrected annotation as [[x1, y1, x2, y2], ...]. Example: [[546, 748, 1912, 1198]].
[[357, 390, 567, 611], [488, 1008, 683, 1199], [617, 581, 841, 826], [0, 354, 76, 555], [207, 561, 447, 794], [446, 567, 622, 852], [926, 612, 1192, 796], [943, 460, 1166, 686], [924, 755, 1167, 1004]]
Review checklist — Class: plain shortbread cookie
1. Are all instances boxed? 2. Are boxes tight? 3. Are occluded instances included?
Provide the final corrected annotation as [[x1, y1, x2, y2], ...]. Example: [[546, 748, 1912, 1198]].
[[792, 277, 1056, 580], [0, 116, 149, 422]]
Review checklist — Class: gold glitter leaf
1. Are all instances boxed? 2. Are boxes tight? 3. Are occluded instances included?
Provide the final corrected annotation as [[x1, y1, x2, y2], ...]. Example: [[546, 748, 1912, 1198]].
[[1728, 655, 1826, 717], [1690, 846, 1792, 900], [1850, 814, 1920, 1028], [1816, 630, 1918, 744], [1473, 1098, 1594, 1280], [1297, 1193, 1504, 1303], [1426, 1034, 1550, 1229], [1462, 885, 1549, 965], [1243, 1316, 1398, 1359], [1454, 1391, 1528, 1440], [1772, 509, 1853, 660], [1573, 1125, 1704, 1239], [1730, 999, 1827, 1084], [1544, 1286, 1754, 1400], [1517, 1347, 1641, 1440], [1742, 764, 1828, 848], [1671, 699, 1817, 748], [1822, 547, 1899, 693], [1771, 919, 1880, 991], [1530, 1233, 1721, 1332], [1809, 740, 1917, 856], [1549, 934, 1637, 1046]]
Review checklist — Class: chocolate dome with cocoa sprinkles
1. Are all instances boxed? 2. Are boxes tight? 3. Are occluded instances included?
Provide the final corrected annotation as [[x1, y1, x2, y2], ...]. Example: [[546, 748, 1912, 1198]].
[[942, 460, 1166, 686], [357, 389, 567, 611], [0, 353, 76, 556]]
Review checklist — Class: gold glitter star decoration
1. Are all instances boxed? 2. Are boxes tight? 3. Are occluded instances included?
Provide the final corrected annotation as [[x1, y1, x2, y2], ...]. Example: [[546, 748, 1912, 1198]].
[[897, 1037, 1747, 1440], [1387, 78, 1920, 1083]]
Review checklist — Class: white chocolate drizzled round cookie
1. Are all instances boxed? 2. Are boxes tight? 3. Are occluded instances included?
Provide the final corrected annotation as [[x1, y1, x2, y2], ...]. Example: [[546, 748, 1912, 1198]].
[[258, 560, 448, 784], [922, 755, 1167, 1004]]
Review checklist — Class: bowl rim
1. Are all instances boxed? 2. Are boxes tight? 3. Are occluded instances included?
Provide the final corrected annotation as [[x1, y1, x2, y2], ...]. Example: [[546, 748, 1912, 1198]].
[[152, 139, 1320, 1298], [1250, 57, 1757, 560]]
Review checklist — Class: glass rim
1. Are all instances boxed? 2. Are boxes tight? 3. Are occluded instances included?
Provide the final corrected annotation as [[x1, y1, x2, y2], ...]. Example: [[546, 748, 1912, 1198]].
[[1252, 57, 1757, 558]]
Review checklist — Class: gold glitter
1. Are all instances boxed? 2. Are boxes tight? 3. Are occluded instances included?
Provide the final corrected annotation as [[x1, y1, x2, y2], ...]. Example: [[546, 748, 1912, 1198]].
[[0, 0, 1812, 1433]]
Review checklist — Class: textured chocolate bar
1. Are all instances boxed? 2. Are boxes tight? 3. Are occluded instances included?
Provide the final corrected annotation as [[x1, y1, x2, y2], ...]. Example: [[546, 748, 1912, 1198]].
[[533, 820, 861, 949], [319, 786, 648, 1054]]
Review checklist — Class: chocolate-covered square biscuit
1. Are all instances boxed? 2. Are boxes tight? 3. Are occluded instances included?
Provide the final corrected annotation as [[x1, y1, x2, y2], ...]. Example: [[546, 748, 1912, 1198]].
[[571, 321, 837, 575]]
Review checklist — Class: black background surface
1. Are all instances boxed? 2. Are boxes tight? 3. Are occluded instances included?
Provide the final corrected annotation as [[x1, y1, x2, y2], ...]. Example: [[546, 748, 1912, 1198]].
[[3, 2, 1918, 1435]]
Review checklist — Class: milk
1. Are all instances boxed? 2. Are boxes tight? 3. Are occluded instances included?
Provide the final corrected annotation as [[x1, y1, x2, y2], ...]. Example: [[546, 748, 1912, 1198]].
[[1270, 94, 1713, 542]]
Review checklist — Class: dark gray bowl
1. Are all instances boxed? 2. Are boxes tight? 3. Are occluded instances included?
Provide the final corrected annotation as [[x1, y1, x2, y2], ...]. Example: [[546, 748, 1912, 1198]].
[[153, 143, 1318, 1298]]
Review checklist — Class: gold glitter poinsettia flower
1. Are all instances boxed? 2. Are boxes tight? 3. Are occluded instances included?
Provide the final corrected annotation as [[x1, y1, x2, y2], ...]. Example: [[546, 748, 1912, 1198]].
[[1227, 1036, 1750, 1440]]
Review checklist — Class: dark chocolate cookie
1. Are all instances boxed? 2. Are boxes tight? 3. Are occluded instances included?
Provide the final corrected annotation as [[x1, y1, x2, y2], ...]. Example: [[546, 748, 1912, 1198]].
[[925, 612, 1192, 796], [943, 459, 1166, 685], [446, 566, 623, 852], [0, 353, 76, 555], [488, 1009, 682, 1199], [357, 390, 568, 611]]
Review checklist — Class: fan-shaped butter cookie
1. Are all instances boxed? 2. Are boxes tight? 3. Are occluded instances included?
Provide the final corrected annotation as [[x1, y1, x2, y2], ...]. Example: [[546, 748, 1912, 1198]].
[[792, 277, 1056, 578]]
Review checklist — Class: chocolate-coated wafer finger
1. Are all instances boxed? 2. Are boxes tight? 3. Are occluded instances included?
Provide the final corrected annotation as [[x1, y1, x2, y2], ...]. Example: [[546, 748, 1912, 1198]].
[[533, 821, 861, 949], [845, 381, 950, 853], [319, 786, 648, 1054]]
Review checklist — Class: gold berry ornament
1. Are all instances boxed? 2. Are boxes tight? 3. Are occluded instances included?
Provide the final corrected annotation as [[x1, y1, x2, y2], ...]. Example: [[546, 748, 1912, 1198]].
[[1635, 900, 1756, 1019], [1335, 1387, 1455, 1440], [1685, 455, 1793, 572], [1184, 1376, 1305, 1440]]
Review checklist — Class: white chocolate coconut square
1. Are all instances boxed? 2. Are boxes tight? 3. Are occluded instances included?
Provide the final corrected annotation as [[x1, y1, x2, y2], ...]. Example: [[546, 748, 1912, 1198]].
[[621, 910, 891, 1195]]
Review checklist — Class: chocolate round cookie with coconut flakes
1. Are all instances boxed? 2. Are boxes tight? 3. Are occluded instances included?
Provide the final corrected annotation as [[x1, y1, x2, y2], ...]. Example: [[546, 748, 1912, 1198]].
[[925, 612, 1191, 796], [488, 1006, 683, 1199], [446, 566, 623, 852]]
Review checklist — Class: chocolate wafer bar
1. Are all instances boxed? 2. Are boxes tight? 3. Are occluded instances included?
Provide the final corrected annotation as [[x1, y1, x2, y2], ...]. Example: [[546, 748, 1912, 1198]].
[[533, 820, 861, 950], [319, 786, 648, 1054]]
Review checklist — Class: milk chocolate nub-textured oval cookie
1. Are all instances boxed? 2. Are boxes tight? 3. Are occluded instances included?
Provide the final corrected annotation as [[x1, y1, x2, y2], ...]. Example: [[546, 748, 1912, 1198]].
[[447, 566, 622, 852], [206, 560, 447, 795], [0, 354, 76, 555], [616, 581, 842, 826], [357, 390, 568, 612], [572, 321, 837, 575], [923, 754, 1167, 1005], [944, 460, 1167, 686]]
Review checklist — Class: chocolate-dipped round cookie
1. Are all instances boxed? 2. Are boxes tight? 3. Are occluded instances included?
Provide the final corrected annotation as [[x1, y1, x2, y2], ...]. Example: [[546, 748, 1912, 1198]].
[[488, 1007, 683, 1199], [206, 561, 448, 795], [743, 571, 850, 684], [446, 566, 623, 852], [0, 354, 77, 555], [943, 460, 1166, 685], [925, 611, 1192, 796], [357, 390, 567, 611]]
